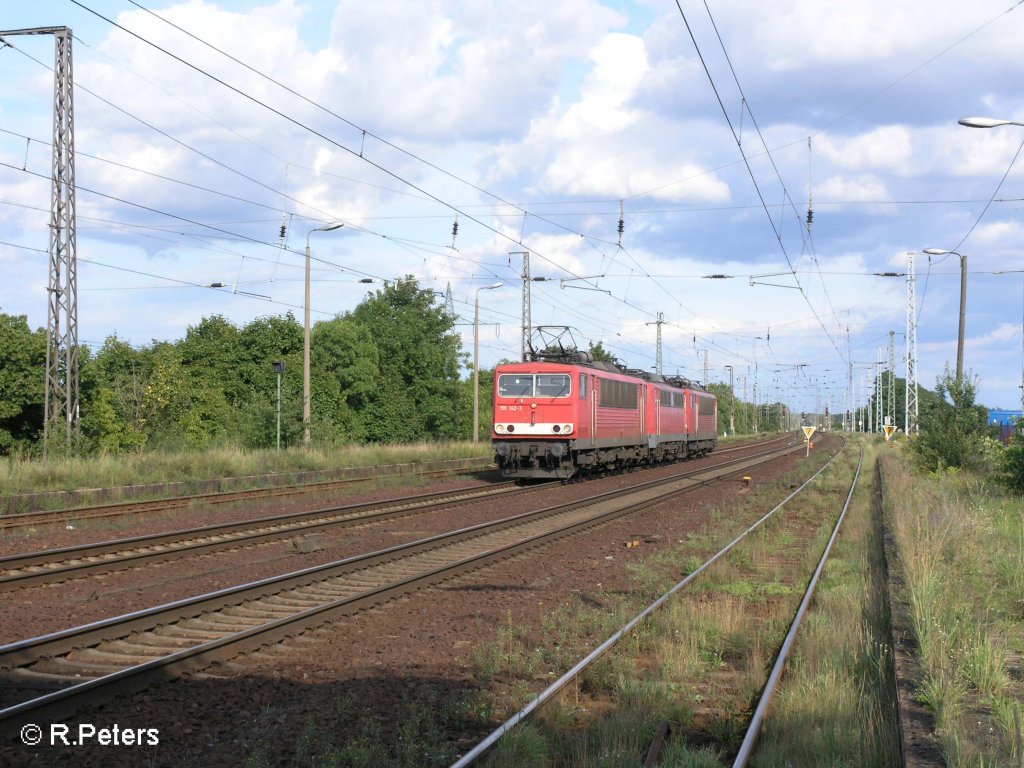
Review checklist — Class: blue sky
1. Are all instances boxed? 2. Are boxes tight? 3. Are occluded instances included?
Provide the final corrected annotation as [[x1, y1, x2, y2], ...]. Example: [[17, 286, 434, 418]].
[[1, 0, 1023, 417]]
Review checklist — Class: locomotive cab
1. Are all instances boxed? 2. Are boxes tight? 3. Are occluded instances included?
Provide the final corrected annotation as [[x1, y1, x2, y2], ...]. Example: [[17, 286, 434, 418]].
[[492, 365, 579, 479]]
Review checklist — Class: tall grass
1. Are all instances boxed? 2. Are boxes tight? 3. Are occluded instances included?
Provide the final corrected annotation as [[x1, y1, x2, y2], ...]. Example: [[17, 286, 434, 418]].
[[748, 442, 901, 767], [471, 446, 894, 766], [882, 452, 1023, 766], [0, 441, 491, 497]]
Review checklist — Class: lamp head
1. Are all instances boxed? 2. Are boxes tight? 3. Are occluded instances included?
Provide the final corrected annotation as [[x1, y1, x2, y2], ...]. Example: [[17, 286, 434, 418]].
[[958, 116, 1013, 128]]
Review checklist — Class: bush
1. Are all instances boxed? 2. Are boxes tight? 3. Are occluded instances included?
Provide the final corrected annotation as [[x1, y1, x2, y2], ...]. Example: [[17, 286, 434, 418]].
[[909, 366, 991, 472], [998, 421, 1024, 494]]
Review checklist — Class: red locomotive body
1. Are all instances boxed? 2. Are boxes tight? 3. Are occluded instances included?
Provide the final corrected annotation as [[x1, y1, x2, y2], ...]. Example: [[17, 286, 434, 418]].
[[492, 355, 717, 480]]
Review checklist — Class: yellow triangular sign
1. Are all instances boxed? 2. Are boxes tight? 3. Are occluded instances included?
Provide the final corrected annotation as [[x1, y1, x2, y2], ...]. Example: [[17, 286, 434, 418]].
[[802, 426, 816, 441], [883, 424, 897, 442]]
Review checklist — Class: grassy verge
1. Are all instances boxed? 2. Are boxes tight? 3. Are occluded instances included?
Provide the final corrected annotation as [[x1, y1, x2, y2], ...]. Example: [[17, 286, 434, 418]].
[[471, 438, 897, 765], [882, 449, 1024, 767], [0, 441, 491, 498], [750, 440, 901, 766], [244, 439, 901, 768]]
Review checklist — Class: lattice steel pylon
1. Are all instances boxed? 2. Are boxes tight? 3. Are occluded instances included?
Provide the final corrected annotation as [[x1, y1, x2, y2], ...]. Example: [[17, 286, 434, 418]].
[[1, 27, 79, 450], [905, 252, 919, 436], [646, 312, 664, 374], [516, 251, 531, 360], [875, 347, 883, 433], [887, 331, 896, 429]]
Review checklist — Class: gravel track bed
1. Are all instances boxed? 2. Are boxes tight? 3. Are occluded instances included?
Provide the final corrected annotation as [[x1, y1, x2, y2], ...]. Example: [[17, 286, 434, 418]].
[[0, 476, 500, 558], [1, 436, 822, 767]]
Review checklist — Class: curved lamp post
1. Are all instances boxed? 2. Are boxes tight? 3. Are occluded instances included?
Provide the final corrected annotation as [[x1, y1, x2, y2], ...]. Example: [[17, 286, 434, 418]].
[[923, 248, 967, 381], [473, 283, 503, 443], [958, 116, 1024, 129], [304, 223, 344, 447], [959, 116, 1024, 403]]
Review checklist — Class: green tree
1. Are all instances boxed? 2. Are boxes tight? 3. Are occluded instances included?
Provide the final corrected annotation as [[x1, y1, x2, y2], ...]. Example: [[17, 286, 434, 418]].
[[349, 277, 467, 442], [0, 312, 46, 454], [79, 335, 149, 452], [587, 341, 615, 363], [463, 365, 495, 441], [156, 314, 258, 448], [705, 382, 733, 435], [310, 316, 381, 444], [909, 366, 990, 471], [234, 313, 304, 448]]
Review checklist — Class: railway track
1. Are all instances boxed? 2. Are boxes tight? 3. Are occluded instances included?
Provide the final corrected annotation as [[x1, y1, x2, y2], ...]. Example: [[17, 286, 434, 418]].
[[0, 457, 496, 531], [0, 434, 797, 591], [0, 482, 520, 591], [452, 439, 859, 767], [0, 438, 805, 733]]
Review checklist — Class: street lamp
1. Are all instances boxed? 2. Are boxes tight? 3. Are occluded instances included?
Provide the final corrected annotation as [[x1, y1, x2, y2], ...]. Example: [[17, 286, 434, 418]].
[[304, 222, 344, 447], [473, 283, 503, 443], [958, 115, 1024, 399], [923, 247, 967, 381], [958, 116, 1024, 129]]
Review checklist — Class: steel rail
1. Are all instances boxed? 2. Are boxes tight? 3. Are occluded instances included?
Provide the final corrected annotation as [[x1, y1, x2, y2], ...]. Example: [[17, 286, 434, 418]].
[[0, 435, 797, 590], [0, 458, 496, 530], [0, 482, 520, 590], [731, 445, 864, 767], [448, 437, 847, 768], [0, 434, 792, 531], [0, 440, 807, 734], [0, 440, 799, 665]]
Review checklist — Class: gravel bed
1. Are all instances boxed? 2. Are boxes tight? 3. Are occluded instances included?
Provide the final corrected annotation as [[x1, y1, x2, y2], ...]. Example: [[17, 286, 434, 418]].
[[1, 435, 832, 767]]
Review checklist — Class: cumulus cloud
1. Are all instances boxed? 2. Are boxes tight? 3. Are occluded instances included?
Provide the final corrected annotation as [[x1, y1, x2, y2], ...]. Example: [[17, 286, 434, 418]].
[[816, 126, 914, 174], [2, 0, 1023, 407], [815, 174, 890, 203]]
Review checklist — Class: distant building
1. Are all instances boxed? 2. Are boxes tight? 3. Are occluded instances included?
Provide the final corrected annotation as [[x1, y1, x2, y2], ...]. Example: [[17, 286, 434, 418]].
[[989, 409, 1023, 443]]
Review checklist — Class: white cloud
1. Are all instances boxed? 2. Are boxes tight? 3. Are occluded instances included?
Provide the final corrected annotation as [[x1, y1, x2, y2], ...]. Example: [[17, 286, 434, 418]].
[[3, 0, 1024, 409], [555, 34, 648, 139], [817, 126, 914, 174], [815, 174, 890, 203]]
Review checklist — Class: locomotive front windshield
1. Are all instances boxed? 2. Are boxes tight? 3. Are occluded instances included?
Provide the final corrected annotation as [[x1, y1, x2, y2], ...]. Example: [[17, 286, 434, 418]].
[[498, 373, 571, 398]]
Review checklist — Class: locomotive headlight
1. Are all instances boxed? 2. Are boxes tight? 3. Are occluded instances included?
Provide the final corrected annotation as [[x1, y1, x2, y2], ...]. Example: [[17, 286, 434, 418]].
[[563, 424, 573, 434], [552, 425, 561, 433], [506, 424, 515, 433], [495, 424, 506, 434]]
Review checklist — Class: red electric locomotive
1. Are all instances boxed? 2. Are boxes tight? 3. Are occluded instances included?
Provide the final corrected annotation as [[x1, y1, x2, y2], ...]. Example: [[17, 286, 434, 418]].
[[492, 352, 717, 480]]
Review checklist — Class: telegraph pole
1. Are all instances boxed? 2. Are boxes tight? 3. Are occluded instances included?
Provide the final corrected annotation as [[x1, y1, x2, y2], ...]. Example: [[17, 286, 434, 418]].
[[1, 27, 80, 451]]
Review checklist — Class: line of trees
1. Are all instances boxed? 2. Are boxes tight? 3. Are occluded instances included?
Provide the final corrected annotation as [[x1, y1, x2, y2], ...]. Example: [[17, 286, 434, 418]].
[[0, 278, 489, 455]]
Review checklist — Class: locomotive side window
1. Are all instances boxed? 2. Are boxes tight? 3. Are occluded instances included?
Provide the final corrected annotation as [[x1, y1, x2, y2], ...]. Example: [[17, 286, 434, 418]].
[[579, 373, 588, 399], [536, 374, 571, 397], [498, 375, 534, 397], [599, 378, 638, 409], [659, 390, 683, 408]]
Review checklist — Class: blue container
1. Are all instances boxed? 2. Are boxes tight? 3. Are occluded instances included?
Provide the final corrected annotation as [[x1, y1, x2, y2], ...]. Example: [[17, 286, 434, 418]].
[[989, 409, 1023, 443]]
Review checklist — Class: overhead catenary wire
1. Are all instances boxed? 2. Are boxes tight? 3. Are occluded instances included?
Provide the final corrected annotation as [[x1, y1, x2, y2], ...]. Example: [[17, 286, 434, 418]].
[[0, 6, 1007, 405], [21, 2, 728, 365], [64, 0, 781, 371], [684, 0, 846, 365]]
